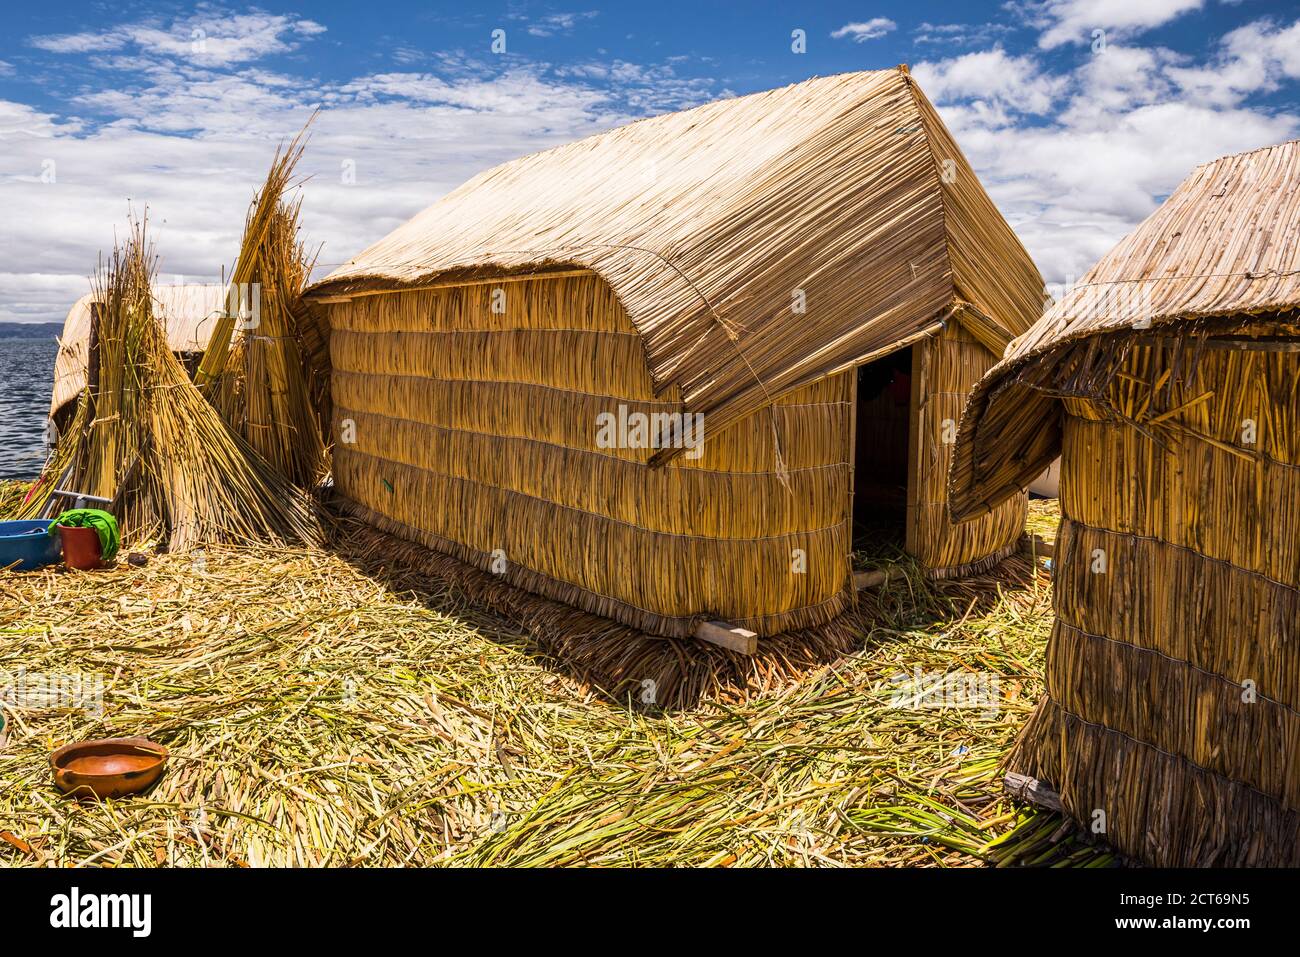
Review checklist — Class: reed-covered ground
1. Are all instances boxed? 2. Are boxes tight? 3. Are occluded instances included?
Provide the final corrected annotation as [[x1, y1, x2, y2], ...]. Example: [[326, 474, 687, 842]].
[[1, 485, 1105, 867]]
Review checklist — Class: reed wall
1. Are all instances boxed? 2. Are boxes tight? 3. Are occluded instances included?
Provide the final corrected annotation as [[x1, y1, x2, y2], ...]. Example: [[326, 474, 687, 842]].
[[913, 323, 1026, 576], [327, 273, 857, 637], [1008, 330, 1300, 865]]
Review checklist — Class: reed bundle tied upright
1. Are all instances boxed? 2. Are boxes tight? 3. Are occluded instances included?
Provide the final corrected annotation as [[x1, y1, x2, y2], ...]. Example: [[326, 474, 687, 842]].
[[948, 139, 1300, 866], [198, 120, 328, 489], [307, 68, 1044, 639], [24, 218, 320, 550]]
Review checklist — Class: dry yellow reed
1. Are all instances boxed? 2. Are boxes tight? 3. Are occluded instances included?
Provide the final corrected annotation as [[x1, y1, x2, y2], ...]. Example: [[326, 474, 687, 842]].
[[1002, 332, 1300, 866], [0, 487, 1067, 867], [202, 118, 327, 488], [26, 217, 320, 550]]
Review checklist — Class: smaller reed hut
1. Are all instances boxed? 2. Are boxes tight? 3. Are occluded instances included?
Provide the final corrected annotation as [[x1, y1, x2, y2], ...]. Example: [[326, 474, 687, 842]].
[[51, 285, 226, 427], [949, 139, 1300, 866], [308, 68, 1044, 640]]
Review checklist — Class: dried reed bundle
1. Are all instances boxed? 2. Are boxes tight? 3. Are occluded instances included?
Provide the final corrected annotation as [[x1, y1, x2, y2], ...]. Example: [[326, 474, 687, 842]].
[[35, 217, 319, 550], [198, 118, 326, 488]]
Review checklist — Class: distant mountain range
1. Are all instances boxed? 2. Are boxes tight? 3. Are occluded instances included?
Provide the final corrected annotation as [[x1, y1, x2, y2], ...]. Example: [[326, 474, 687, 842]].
[[0, 322, 62, 339]]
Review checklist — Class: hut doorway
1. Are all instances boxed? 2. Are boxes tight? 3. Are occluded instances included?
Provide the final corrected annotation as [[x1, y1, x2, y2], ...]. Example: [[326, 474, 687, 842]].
[[852, 347, 915, 551]]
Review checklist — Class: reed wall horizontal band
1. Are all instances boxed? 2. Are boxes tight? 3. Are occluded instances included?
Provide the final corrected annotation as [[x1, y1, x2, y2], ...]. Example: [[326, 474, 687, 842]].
[[1054, 520, 1300, 704], [331, 370, 851, 473], [1009, 696, 1300, 867], [1062, 422, 1300, 587], [330, 327, 655, 396], [336, 497, 858, 638], [337, 405, 852, 479], [1044, 619, 1300, 807], [336, 443, 851, 541]]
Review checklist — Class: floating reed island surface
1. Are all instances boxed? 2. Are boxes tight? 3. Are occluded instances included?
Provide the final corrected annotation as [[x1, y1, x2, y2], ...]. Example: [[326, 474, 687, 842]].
[[0, 481, 1104, 867]]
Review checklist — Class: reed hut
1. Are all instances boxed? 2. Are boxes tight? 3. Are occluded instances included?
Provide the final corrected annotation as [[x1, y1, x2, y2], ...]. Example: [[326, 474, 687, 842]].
[[949, 139, 1300, 866], [306, 68, 1044, 639], [51, 285, 226, 426]]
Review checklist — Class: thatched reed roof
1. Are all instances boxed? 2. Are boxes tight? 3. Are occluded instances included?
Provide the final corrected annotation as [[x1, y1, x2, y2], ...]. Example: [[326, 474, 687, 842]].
[[51, 284, 226, 418], [949, 138, 1300, 520], [309, 67, 1044, 436]]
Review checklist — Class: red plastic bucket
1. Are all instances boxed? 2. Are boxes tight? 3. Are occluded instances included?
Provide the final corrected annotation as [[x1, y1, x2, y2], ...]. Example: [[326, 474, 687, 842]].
[[58, 525, 104, 570]]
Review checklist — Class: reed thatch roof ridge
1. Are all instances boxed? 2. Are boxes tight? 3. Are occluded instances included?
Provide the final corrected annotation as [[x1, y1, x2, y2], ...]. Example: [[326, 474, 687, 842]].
[[51, 284, 228, 419], [308, 67, 1045, 434], [948, 138, 1300, 521]]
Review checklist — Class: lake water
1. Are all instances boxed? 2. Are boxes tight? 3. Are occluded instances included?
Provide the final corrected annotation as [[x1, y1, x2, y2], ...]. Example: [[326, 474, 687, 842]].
[[0, 338, 58, 479]]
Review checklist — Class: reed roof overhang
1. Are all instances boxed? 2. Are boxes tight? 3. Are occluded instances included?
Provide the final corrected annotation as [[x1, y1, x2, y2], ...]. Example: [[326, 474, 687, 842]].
[[948, 138, 1300, 521]]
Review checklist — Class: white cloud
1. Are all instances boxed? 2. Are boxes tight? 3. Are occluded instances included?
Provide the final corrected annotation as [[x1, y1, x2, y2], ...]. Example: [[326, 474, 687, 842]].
[[0, 13, 720, 324], [913, 22, 1013, 47], [522, 11, 599, 38], [1020, 0, 1204, 50], [1166, 17, 1300, 106], [0, 272, 94, 323], [913, 47, 1067, 116], [831, 18, 897, 43], [918, 20, 1300, 285], [0, 101, 83, 137], [30, 11, 327, 67], [1060, 45, 1183, 126]]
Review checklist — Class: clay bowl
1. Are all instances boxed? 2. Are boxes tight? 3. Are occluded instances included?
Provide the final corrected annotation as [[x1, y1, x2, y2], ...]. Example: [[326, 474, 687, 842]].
[[50, 737, 168, 800]]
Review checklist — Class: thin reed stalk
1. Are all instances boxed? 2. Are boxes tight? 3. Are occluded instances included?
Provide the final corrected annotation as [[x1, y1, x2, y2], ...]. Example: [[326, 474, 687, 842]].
[[200, 117, 326, 488]]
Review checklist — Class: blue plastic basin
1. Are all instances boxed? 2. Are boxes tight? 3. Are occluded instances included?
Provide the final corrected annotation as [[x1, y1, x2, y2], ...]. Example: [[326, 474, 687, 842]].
[[0, 519, 61, 571]]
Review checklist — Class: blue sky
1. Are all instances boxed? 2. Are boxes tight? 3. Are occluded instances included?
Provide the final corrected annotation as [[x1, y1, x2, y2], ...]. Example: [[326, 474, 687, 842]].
[[1, 1, 1298, 321]]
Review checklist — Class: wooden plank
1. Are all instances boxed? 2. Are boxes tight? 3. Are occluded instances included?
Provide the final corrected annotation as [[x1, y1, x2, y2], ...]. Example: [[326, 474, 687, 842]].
[[1020, 534, 1054, 559], [694, 620, 758, 655], [853, 568, 893, 590], [1004, 772, 1064, 813]]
